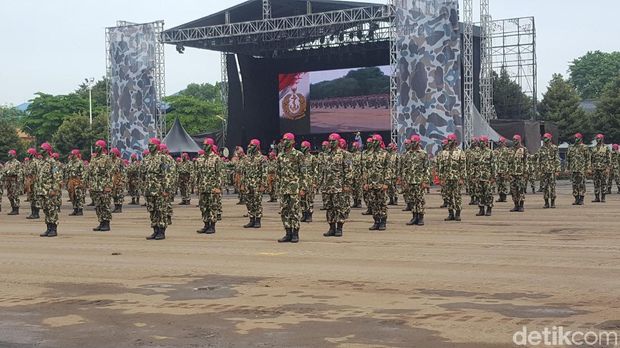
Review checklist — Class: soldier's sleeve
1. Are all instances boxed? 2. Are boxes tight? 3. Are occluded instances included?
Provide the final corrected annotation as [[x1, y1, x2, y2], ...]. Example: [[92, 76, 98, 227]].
[[554, 147, 561, 173]]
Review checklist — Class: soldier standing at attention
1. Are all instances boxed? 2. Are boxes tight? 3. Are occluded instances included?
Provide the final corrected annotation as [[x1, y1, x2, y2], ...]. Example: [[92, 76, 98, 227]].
[[37, 143, 63, 237], [110, 148, 126, 213], [438, 133, 466, 221], [276, 133, 305, 243], [494, 137, 510, 202], [350, 141, 364, 209], [528, 152, 538, 194], [177, 153, 193, 205], [195, 138, 223, 235], [591, 133, 611, 203], [386, 143, 399, 206], [361, 137, 374, 216], [317, 141, 329, 211], [363, 134, 391, 231], [399, 139, 413, 212], [25, 148, 42, 219], [465, 137, 479, 206], [66, 149, 85, 216], [566, 133, 589, 205], [300, 140, 318, 223], [242, 139, 267, 229], [475, 136, 495, 217], [321, 133, 352, 237], [127, 154, 142, 205], [159, 144, 177, 225], [607, 144, 620, 194], [144, 138, 173, 240], [4, 149, 23, 215], [509, 135, 527, 212], [537, 133, 561, 208], [90, 140, 113, 231], [266, 151, 278, 202], [401, 135, 429, 226]]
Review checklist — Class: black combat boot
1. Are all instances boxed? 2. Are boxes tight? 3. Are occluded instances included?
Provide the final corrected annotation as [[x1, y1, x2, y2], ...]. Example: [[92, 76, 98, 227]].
[[8, 207, 19, 215], [578, 196, 585, 205], [155, 227, 166, 240], [485, 207, 492, 216], [454, 210, 462, 221], [305, 212, 313, 223], [592, 194, 601, 203], [550, 198, 556, 208], [69, 208, 78, 216], [476, 206, 485, 216], [300, 212, 308, 222], [362, 208, 372, 216], [510, 202, 520, 212], [544, 199, 550, 209], [352, 200, 361, 208], [417, 214, 425, 226], [601, 193, 606, 203], [205, 222, 216, 234], [290, 229, 299, 243], [92, 222, 103, 231], [76, 208, 83, 216], [130, 197, 136, 205], [440, 201, 448, 208], [518, 201, 525, 212], [47, 224, 58, 237], [244, 217, 256, 228], [335, 222, 343, 237], [445, 210, 455, 221], [253, 218, 261, 228], [146, 227, 158, 240], [100, 221, 110, 232], [572, 196, 579, 205], [406, 213, 418, 226], [402, 203, 412, 212], [388, 196, 395, 206], [323, 223, 336, 237], [196, 223, 208, 234], [369, 217, 380, 230], [112, 204, 122, 213], [40, 223, 51, 237], [136, 197, 140, 205], [378, 217, 387, 231], [394, 196, 398, 205], [278, 228, 292, 243], [27, 206, 39, 219]]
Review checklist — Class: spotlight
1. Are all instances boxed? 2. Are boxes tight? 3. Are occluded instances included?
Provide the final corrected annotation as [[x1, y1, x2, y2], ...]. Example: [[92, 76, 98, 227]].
[[176, 43, 185, 54]]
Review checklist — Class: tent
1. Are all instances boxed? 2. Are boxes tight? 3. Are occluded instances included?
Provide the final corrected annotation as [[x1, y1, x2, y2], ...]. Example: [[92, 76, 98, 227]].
[[162, 117, 202, 154]]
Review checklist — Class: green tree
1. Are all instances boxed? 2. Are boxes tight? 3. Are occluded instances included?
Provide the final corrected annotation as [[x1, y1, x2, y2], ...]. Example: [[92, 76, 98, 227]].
[[310, 67, 389, 99], [493, 68, 535, 120], [179, 82, 221, 102], [164, 95, 223, 135], [569, 51, 620, 100], [539, 74, 592, 142], [593, 75, 620, 143], [22, 92, 88, 142], [52, 112, 108, 160], [0, 119, 25, 162], [75, 77, 108, 110], [0, 105, 27, 126]]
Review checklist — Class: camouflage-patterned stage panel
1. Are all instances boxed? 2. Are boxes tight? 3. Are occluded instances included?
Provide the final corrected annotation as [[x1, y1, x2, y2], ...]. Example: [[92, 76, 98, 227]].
[[394, 0, 462, 155], [107, 23, 160, 159]]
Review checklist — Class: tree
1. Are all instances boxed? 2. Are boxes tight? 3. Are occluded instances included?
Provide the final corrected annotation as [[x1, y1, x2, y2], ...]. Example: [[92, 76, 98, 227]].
[[569, 51, 620, 100], [0, 105, 27, 126], [593, 75, 620, 143], [22, 92, 88, 142], [539, 74, 592, 142], [164, 95, 223, 135], [310, 67, 390, 99], [75, 77, 108, 109], [493, 68, 535, 120], [52, 112, 108, 160], [179, 83, 221, 102], [0, 119, 25, 162]]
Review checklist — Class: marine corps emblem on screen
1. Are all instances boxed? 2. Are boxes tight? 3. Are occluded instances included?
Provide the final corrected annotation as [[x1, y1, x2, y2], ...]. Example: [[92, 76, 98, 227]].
[[281, 87, 307, 120]]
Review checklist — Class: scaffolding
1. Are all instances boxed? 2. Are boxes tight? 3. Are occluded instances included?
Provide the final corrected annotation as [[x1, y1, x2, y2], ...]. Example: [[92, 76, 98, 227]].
[[479, 0, 495, 121], [220, 52, 229, 148], [153, 20, 167, 137], [462, 0, 474, 147], [388, 0, 398, 146]]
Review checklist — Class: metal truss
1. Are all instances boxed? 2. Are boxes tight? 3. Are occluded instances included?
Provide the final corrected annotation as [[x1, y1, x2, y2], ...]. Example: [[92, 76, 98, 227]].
[[220, 52, 229, 148], [388, 0, 398, 147], [479, 0, 496, 121], [262, 0, 271, 19], [489, 16, 537, 117], [153, 20, 167, 137], [105, 26, 112, 147], [462, 0, 474, 147]]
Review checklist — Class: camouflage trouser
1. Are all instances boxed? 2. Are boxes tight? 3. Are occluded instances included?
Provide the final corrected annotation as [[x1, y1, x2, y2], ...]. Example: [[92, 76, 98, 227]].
[[324, 192, 349, 224], [216, 193, 222, 215], [402, 188, 413, 206], [245, 188, 263, 219], [5, 177, 21, 208], [363, 189, 370, 208], [410, 184, 425, 214], [606, 170, 620, 193], [593, 169, 608, 196], [267, 174, 277, 201], [444, 179, 462, 211], [540, 173, 556, 200], [112, 188, 124, 205], [280, 193, 300, 230], [477, 180, 493, 208], [529, 176, 537, 191], [510, 175, 526, 205], [300, 186, 314, 214], [166, 194, 173, 224], [387, 179, 397, 201], [39, 194, 60, 224], [92, 191, 112, 223], [440, 184, 448, 205], [367, 188, 387, 219], [351, 181, 363, 205], [571, 172, 586, 197], [199, 192, 218, 223], [146, 194, 167, 228], [496, 174, 509, 195], [179, 174, 191, 202], [127, 178, 141, 198], [67, 178, 84, 210]]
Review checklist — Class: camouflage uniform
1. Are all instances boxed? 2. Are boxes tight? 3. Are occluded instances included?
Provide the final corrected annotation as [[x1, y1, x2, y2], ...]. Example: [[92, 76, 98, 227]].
[[400, 144, 429, 225], [126, 159, 142, 204], [111, 156, 126, 212], [89, 153, 113, 228], [465, 145, 479, 205], [475, 144, 495, 215], [65, 157, 86, 215], [177, 158, 193, 204], [276, 145, 305, 242], [241, 150, 267, 226], [36, 155, 63, 236], [509, 144, 528, 211], [266, 155, 278, 202], [25, 157, 42, 218], [606, 149, 620, 194], [537, 142, 560, 207], [494, 143, 510, 202], [143, 150, 174, 238], [350, 147, 364, 208], [386, 148, 399, 205], [3, 158, 23, 213], [566, 141, 590, 204], [591, 143, 611, 202], [363, 143, 391, 230], [320, 145, 353, 236], [300, 150, 318, 222], [528, 153, 538, 194], [162, 154, 177, 224], [437, 144, 466, 220], [195, 151, 223, 233]]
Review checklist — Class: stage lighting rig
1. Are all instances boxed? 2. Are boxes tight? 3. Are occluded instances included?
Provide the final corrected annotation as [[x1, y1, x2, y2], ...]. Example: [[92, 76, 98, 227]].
[[176, 43, 185, 54]]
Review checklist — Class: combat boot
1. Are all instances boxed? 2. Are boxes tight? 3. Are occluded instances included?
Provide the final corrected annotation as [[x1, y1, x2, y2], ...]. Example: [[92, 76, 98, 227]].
[[335, 222, 343, 237], [196, 223, 208, 234], [155, 227, 166, 240], [253, 218, 261, 228], [305, 212, 313, 223], [394, 196, 398, 205], [406, 213, 418, 226], [417, 214, 425, 226], [572, 196, 579, 205], [444, 210, 455, 221], [402, 203, 412, 212], [100, 221, 110, 232], [510, 203, 520, 212], [27, 206, 40, 219], [369, 217, 380, 230], [544, 199, 550, 209], [323, 223, 336, 237], [8, 207, 19, 215], [468, 197, 476, 205], [476, 206, 486, 216], [278, 228, 292, 243], [550, 198, 556, 208], [454, 210, 462, 221], [47, 224, 58, 237], [205, 222, 216, 234], [112, 204, 122, 213], [136, 197, 140, 205], [362, 208, 372, 216], [601, 193, 606, 203], [378, 217, 386, 231], [300, 212, 307, 222], [592, 194, 601, 203], [130, 197, 136, 205], [76, 209, 84, 216], [40, 223, 51, 237], [485, 207, 492, 216], [440, 201, 448, 208], [244, 217, 256, 228], [69, 208, 77, 216], [578, 196, 585, 205], [518, 201, 525, 212], [290, 229, 299, 243], [92, 222, 103, 231], [146, 227, 158, 240], [388, 196, 395, 205], [352, 200, 361, 208]]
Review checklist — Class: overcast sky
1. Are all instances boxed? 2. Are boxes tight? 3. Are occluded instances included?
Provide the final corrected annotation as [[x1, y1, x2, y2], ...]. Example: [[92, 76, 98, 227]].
[[0, 0, 617, 106]]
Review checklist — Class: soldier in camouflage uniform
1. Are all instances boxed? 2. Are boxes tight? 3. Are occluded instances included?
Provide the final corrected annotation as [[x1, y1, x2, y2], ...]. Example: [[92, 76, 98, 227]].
[[350, 142, 364, 209], [177, 153, 193, 205], [241, 139, 267, 228], [4, 149, 23, 215], [528, 152, 538, 194], [566, 133, 589, 205], [66, 149, 85, 216], [606, 144, 620, 194], [363, 134, 391, 230], [465, 138, 479, 206], [401, 135, 429, 225], [361, 137, 374, 215], [317, 141, 329, 211], [591, 133, 611, 203], [399, 139, 413, 212], [90, 140, 113, 231], [386, 143, 399, 206], [509, 135, 528, 212], [320, 133, 352, 237], [494, 137, 510, 202], [37, 143, 63, 237], [537, 133, 561, 208], [276, 133, 305, 243], [232, 147, 246, 205], [144, 138, 174, 240], [300, 140, 318, 223], [25, 148, 42, 219], [110, 148, 126, 213], [436, 139, 449, 208], [159, 144, 177, 225], [266, 151, 278, 202], [127, 154, 142, 205], [475, 136, 495, 217], [438, 133, 466, 221], [195, 138, 223, 234]]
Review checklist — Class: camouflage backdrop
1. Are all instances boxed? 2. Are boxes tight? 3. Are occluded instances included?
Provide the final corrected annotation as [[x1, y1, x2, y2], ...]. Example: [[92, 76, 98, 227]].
[[393, 0, 462, 155], [107, 23, 160, 159]]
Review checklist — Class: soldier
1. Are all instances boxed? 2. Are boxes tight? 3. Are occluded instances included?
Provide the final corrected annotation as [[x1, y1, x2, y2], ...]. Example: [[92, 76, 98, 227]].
[[25, 148, 42, 219], [361, 137, 374, 215], [399, 139, 413, 212], [232, 147, 246, 205], [465, 137, 479, 205], [266, 151, 278, 202], [276, 133, 305, 243], [143, 138, 174, 240], [241, 139, 267, 228], [438, 133, 466, 221], [528, 152, 538, 194], [127, 154, 142, 205], [321, 133, 352, 237], [566, 133, 589, 205], [90, 140, 113, 231], [591, 133, 611, 203], [537, 133, 561, 208], [110, 148, 126, 213], [401, 135, 429, 225], [66, 149, 85, 216], [509, 135, 528, 212], [363, 134, 391, 230], [195, 138, 223, 234], [318, 141, 329, 211], [350, 141, 364, 209], [37, 143, 63, 237], [386, 143, 399, 206], [4, 149, 23, 215], [607, 144, 620, 194], [159, 144, 177, 225], [494, 137, 510, 202], [300, 140, 318, 223], [475, 136, 495, 217], [177, 153, 193, 205], [436, 139, 450, 208]]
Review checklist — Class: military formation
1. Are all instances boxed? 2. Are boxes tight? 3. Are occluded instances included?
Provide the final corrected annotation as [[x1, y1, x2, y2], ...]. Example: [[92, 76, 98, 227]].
[[0, 132, 616, 242]]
